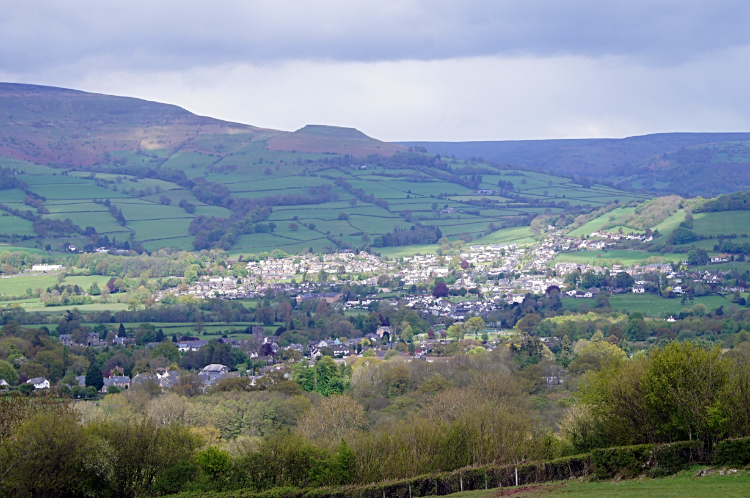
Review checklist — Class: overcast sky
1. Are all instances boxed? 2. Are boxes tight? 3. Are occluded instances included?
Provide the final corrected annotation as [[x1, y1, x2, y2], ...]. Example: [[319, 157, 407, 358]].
[[2, 1, 749, 141]]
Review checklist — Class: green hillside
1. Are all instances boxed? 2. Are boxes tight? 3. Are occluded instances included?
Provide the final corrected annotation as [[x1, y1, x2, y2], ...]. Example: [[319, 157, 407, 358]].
[[0, 83, 649, 254]]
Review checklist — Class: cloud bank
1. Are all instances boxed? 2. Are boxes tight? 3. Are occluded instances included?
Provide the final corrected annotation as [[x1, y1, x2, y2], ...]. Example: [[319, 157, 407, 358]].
[[1, 1, 749, 140]]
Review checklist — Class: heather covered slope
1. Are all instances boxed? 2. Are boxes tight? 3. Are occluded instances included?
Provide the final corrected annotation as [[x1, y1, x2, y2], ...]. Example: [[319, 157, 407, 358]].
[[0, 83, 281, 167], [0, 83, 401, 167]]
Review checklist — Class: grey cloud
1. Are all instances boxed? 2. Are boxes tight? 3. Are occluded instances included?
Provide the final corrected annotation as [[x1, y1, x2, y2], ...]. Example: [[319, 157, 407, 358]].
[[1, 0, 749, 75]]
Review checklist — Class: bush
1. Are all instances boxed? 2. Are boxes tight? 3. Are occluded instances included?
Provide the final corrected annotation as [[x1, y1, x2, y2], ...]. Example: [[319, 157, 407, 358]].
[[713, 437, 750, 466], [591, 440, 703, 479]]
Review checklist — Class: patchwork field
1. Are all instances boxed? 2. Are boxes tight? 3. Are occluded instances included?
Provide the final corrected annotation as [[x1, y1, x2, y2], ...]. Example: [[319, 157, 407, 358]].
[[1, 118, 650, 255]]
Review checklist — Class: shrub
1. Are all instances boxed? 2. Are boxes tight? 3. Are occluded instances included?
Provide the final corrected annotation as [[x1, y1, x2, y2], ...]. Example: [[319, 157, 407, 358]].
[[591, 440, 703, 479], [713, 437, 750, 466]]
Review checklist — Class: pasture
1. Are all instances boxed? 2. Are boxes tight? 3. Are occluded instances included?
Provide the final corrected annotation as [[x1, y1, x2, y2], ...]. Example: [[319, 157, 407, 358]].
[[692, 210, 750, 236], [606, 294, 731, 316], [2, 145, 649, 253], [443, 468, 750, 498], [553, 250, 684, 267]]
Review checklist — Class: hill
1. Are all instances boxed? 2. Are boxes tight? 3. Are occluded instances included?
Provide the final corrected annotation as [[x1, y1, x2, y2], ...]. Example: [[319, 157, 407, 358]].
[[397, 133, 750, 195], [621, 140, 750, 197], [0, 83, 648, 254]]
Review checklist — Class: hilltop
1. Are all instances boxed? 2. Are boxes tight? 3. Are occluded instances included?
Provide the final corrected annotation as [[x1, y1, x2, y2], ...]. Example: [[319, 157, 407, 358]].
[[398, 133, 750, 196], [0, 83, 646, 254], [0, 83, 401, 167]]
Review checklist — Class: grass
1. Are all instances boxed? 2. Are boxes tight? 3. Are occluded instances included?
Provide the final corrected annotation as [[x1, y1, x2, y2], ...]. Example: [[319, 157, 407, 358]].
[[604, 294, 732, 317], [692, 211, 750, 237], [554, 250, 685, 267], [0, 274, 114, 298], [442, 468, 750, 498], [568, 207, 638, 237], [0, 214, 36, 235], [0, 245, 49, 255], [0, 145, 648, 252]]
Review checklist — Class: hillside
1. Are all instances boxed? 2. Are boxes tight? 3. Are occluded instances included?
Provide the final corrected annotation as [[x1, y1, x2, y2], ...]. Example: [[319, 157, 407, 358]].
[[0, 83, 648, 254], [0, 83, 402, 167], [621, 140, 750, 196], [397, 133, 750, 195]]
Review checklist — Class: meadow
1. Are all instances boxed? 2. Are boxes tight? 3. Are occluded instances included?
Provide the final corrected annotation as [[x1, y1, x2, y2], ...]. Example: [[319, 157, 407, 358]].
[[553, 249, 685, 267], [691, 210, 750, 236], [607, 294, 731, 316], [1, 144, 649, 254], [443, 469, 750, 498]]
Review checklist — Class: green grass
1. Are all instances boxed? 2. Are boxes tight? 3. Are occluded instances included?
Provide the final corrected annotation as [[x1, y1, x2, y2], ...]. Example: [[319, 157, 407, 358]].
[[692, 211, 750, 237], [473, 226, 536, 245], [0, 213, 36, 235], [0, 245, 49, 255], [604, 294, 731, 317], [569, 207, 639, 237], [554, 250, 684, 267], [0, 274, 110, 297], [443, 468, 750, 498], [653, 209, 687, 242]]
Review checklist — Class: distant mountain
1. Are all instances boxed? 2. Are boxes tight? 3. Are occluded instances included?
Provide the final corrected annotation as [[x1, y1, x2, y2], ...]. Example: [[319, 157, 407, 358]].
[[0, 83, 403, 167], [397, 133, 750, 195]]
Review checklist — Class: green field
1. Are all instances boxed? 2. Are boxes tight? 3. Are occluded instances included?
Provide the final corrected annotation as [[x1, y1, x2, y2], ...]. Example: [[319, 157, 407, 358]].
[[443, 469, 750, 498], [568, 207, 640, 237], [692, 211, 750, 236], [1, 127, 649, 253], [604, 294, 732, 317], [0, 274, 114, 298], [554, 250, 684, 267], [0, 214, 36, 235], [0, 245, 49, 255]]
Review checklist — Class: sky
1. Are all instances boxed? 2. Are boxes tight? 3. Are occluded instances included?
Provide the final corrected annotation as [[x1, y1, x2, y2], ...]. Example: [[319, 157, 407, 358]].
[[2, 0, 750, 141]]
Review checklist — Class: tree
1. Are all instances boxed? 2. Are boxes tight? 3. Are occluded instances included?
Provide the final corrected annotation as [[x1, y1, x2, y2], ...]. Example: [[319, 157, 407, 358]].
[[314, 356, 343, 396], [85, 361, 104, 391], [88, 281, 101, 296], [465, 317, 485, 336], [288, 222, 299, 231], [278, 301, 293, 323], [255, 306, 275, 325], [624, 312, 649, 341], [152, 342, 180, 363], [296, 394, 366, 443], [118, 323, 126, 338], [447, 323, 465, 340], [0, 359, 19, 385], [432, 281, 449, 297], [315, 299, 329, 317]]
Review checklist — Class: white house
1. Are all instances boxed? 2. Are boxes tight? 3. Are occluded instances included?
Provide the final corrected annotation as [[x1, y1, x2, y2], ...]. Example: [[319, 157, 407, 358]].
[[632, 286, 645, 294], [27, 377, 50, 389], [202, 364, 229, 375], [31, 264, 63, 272]]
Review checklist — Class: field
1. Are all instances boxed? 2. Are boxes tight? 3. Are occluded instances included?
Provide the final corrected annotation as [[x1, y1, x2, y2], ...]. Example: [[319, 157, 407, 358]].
[[1, 127, 649, 254], [605, 294, 732, 317], [377, 226, 537, 258], [691, 211, 750, 236], [553, 250, 685, 267], [443, 468, 750, 498], [568, 207, 641, 237]]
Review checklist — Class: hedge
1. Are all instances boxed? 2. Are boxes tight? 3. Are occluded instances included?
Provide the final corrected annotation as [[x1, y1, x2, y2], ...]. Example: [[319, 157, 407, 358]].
[[591, 440, 704, 479], [713, 437, 750, 467], [168, 454, 593, 498], [167, 441, 706, 498]]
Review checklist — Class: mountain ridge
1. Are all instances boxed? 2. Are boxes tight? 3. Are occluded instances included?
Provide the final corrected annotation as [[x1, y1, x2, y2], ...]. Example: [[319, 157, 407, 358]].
[[0, 82, 402, 167]]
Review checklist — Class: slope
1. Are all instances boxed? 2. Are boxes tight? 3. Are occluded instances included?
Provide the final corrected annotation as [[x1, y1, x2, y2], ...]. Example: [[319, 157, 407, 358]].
[[397, 132, 750, 192]]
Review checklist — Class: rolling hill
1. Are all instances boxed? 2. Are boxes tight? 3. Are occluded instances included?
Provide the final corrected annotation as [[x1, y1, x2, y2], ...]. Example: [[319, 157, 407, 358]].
[[0, 83, 649, 255], [397, 133, 750, 195]]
